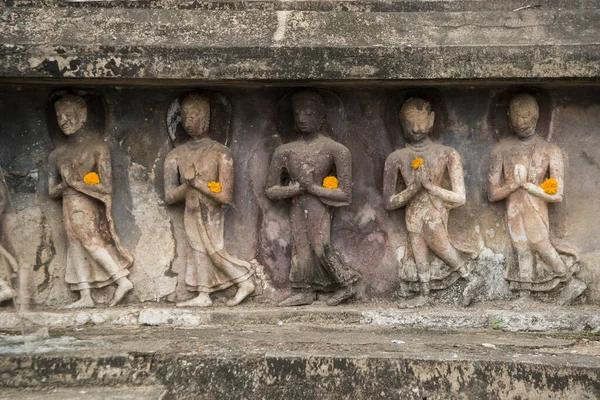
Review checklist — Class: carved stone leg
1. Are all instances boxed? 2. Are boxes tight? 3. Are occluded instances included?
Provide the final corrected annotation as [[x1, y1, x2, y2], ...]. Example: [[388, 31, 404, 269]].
[[0, 279, 16, 304], [532, 239, 567, 276], [422, 216, 469, 269], [407, 232, 431, 306], [86, 247, 133, 307], [461, 269, 483, 307], [511, 289, 537, 309], [321, 245, 360, 305]]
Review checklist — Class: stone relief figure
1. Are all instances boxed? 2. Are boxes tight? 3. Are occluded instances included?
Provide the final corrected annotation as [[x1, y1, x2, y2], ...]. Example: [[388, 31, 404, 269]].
[[48, 94, 134, 308], [0, 169, 18, 306], [265, 90, 361, 307], [383, 97, 482, 308], [164, 93, 255, 307], [488, 93, 587, 306]]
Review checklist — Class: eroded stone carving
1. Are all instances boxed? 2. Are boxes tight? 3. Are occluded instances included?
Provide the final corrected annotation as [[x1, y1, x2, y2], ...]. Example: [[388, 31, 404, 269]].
[[488, 93, 587, 306], [48, 94, 134, 308], [164, 93, 255, 307], [265, 90, 361, 307], [383, 98, 482, 308], [0, 170, 18, 306]]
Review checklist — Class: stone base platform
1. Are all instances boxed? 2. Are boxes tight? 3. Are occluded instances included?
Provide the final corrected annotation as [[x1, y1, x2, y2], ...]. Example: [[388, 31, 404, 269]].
[[0, 303, 599, 332], [0, 321, 599, 399]]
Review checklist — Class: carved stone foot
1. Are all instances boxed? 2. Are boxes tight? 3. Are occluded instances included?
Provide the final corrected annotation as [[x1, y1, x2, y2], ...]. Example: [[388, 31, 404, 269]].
[[461, 275, 484, 307], [109, 278, 134, 307], [399, 295, 430, 309], [558, 278, 587, 306], [510, 295, 537, 310], [227, 279, 256, 307], [177, 293, 213, 307], [278, 290, 316, 307], [0, 285, 16, 304], [65, 298, 95, 309], [326, 285, 356, 306]]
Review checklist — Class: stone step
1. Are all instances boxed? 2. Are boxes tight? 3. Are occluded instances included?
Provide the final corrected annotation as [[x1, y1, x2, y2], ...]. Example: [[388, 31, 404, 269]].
[[0, 325, 599, 399], [1, 305, 599, 332], [0, 386, 167, 400], [6, 0, 600, 12]]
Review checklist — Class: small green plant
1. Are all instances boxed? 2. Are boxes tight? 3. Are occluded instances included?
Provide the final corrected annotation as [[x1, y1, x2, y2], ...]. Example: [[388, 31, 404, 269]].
[[490, 319, 504, 330], [580, 328, 600, 341]]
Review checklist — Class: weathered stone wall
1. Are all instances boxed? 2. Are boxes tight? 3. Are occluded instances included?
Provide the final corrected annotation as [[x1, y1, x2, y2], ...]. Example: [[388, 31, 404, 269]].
[[0, 83, 598, 307]]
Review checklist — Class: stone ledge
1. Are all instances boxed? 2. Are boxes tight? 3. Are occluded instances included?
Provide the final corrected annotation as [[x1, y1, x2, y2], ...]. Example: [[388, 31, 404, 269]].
[[5, 0, 600, 12], [1, 306, 598, 332], [1, 8, 599, 81], [0, 387, 168, 400], [1, 325, 599, 398]]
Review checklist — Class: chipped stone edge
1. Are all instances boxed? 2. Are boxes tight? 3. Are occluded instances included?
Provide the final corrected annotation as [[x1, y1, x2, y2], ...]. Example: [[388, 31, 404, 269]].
[[360, 309, 600, 332], [0, 308, 599, 332]]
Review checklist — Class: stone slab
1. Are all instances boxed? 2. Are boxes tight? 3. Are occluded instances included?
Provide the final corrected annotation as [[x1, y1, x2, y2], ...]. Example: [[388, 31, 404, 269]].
[[6, 0, 600, 12], [1, 304, 599, 332], [0, 386, 167, 400], [0, 325, 598, 398], [0, 7, 599, 81]]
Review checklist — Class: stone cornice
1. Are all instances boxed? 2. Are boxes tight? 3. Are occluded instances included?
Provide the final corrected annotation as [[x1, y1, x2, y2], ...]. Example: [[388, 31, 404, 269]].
[[0, 7, 599, 81]]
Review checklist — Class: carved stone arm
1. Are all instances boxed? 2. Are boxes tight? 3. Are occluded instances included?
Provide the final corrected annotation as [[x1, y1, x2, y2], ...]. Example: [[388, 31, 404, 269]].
[[265, 149, 302, 201], [422, 151, 466, 207], [0, 181, 7, 215], [187, 153, 234, 206], [69, 145, 113, 197], [524, 149, 565, 203], [307, 144, 352, 206], [48, 158, 67, 199], [383, 155, 419, 211], [488, 151, 518, 202], [164, 153, 188, 205]]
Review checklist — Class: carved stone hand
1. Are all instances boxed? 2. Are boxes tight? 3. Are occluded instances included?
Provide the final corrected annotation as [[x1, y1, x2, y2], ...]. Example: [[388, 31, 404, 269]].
[[514, 164, 527, 187]]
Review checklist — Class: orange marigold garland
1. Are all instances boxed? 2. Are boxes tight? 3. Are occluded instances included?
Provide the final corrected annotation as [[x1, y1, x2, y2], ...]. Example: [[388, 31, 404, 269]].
[[83, 172, 100, 185], [412, 157, 424, 170], [540, 178, 558, 195], [208, 181, 222, 193], [322, 176, 339, 189]]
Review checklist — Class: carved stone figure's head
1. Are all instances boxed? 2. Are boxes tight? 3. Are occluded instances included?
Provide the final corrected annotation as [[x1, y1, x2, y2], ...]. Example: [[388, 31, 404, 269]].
[[181, 93, 211, 138], [54, 94, 88, 136], [291, 90, 325, 135], [508, 94, 539, 139], [399, 98, 435, 143]]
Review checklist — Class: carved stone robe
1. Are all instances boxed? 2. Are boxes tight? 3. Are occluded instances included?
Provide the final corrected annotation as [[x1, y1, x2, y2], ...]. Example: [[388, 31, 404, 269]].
[[267, 136, 360, 291], [388, 142, 475, 291], [50, 142, 133, 291], [490, 135, 579, 291], [165, 139, 253, 293]]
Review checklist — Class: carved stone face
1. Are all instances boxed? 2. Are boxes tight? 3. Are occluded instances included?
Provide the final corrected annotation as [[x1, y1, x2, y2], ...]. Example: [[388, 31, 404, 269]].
[[54, 97, 87, 136], [181, 97, 210, 138], [292, 94, 325, 135], [508, 96, 539, 139], [399, 100, 435, 143]]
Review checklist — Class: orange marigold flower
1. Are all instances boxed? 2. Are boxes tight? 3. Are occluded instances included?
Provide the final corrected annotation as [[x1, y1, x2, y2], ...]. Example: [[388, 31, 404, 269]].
[[412, 158, 424, 170], [83, 172, 100, 185], [540, 178, 558, 195], [208, 181, 222, 193], [322, 176, 339, 189]]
